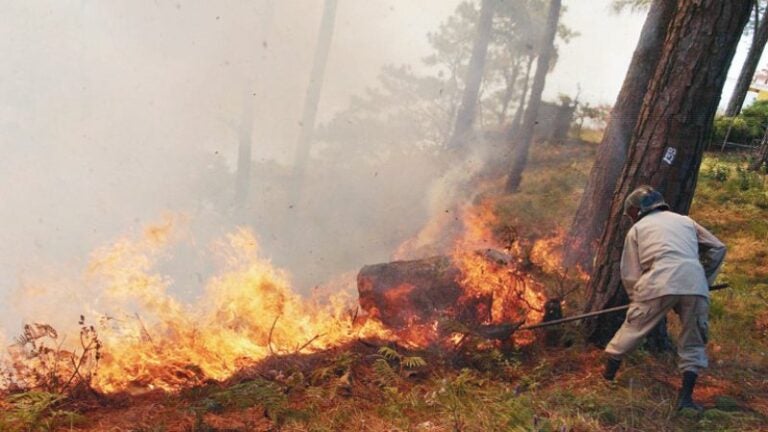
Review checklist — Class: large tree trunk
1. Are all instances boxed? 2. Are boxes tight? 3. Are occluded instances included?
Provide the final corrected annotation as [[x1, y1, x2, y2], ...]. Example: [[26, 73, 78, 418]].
[[563, 0, 677, 271], [291, 0, 338, 203], [446, 0, 496, 149], [584, 0, 752, 346], [725, 4, 768, 116], [505, 0, 561, 192]]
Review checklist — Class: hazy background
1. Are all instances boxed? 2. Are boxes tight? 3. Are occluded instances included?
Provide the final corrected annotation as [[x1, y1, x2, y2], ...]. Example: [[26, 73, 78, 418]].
[[0, 0, 760, 334]]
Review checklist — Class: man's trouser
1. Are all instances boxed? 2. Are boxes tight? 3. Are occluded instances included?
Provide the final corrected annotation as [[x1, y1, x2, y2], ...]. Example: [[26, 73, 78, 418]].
[[605, 295, 709, 373]]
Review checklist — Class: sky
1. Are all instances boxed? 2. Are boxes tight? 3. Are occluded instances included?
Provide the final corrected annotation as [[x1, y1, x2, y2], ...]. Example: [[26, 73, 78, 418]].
[[0, 0, 762, 334]]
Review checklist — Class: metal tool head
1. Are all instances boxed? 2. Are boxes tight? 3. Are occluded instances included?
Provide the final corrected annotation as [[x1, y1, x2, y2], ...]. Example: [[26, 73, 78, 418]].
[[472, 321, 525, 340]]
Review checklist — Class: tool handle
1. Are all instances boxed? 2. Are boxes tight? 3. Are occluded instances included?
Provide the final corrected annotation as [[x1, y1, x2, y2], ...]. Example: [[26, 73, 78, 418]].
[[519, 283, 729, 331]]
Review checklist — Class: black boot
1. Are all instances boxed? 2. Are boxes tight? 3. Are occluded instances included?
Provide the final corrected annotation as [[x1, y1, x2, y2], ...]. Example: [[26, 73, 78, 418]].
[[676, 371, 703, 412], [602, 357, 621, 381]]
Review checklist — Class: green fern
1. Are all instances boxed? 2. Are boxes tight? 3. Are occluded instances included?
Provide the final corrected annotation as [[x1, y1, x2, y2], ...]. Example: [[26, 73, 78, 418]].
[[310, 352, 358, 385], [377, 346, 401, 361], [208, 379, 285, 410], [401, 356, 427, 369], [0, 391, 83, 431], [206, 379, 308, 426], [373, 358, 399, 388]]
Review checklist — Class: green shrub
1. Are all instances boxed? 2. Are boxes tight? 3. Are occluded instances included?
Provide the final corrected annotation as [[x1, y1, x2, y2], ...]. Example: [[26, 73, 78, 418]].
[[713, 116, 751, 144], [706, 162, 730, 183], [712, 101, 768, 145]]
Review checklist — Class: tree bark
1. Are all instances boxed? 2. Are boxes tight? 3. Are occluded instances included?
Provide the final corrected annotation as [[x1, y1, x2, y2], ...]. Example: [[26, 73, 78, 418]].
[[584, 0, 752, 346], [509, 55, 535, 136], [725, 4, 768, 116], [563, 0, 677, 271], [749, 132, 768, 170], [447, 0, 496, 149], [505, 0, 561, 192], [291, 0, 338, 204]]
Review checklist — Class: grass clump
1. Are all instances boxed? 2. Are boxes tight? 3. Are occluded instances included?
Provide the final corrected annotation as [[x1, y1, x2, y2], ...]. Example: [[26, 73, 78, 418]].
[[0, 391, 84, 432]]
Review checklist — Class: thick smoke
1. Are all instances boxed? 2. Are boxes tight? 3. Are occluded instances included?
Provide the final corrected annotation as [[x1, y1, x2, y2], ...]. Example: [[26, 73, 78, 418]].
[[0, 1, 646, 339], [0, 1, 459, 333]]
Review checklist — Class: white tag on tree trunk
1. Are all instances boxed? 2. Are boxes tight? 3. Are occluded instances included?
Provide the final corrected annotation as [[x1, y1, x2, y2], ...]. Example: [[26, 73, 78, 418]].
[[662, 147, 677, 165]]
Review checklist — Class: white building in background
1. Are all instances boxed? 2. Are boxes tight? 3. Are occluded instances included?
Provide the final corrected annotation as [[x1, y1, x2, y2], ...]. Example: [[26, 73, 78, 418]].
[[749, 68, 768, 102]]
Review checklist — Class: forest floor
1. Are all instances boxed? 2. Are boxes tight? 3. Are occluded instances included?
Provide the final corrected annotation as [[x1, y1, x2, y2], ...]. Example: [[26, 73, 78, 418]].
[[2, 138, 767, 431]]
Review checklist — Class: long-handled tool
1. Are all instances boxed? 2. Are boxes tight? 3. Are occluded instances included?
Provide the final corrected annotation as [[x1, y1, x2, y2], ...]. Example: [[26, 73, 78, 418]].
[[474, 283, 730, 340]]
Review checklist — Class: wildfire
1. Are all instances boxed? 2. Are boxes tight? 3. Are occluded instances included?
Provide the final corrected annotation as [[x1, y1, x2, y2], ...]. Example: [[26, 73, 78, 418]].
[[381, 194, 550, 347], [2, 219, 392, 394], [450, 200, 545, 342], [2, 191, 573, 394]]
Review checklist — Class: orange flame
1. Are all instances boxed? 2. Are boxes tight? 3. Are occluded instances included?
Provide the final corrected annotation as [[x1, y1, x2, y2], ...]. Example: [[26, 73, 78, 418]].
[[450, 200, 545, 343], [3, 219, 393, 394]]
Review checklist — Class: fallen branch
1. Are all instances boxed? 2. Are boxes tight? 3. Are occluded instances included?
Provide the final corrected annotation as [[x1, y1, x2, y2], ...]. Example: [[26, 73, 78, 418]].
[[134, 313, 155, 347], [268, 315, 280, 356], [295, 334, 324, 354]]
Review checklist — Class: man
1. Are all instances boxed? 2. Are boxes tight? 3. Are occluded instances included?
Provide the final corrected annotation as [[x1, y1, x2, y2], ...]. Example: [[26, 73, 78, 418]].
[[602, 185, 726, 411]]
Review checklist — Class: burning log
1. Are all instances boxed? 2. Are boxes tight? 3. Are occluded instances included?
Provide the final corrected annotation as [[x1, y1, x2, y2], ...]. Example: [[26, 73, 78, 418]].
[[357, 256, 464, 329], [357, 249, 532, 335]]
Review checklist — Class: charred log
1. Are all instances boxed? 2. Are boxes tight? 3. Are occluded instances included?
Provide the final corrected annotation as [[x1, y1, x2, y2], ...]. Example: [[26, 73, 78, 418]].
[[358, 256, 464, 329], [357, 252, 521, 331]]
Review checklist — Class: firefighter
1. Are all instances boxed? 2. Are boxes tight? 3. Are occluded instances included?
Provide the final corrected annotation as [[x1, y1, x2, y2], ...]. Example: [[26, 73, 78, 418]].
[[602, 185, 726, 412]]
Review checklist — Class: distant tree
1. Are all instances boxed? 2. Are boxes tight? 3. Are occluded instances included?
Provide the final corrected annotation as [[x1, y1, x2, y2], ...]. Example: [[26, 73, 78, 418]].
[[498, 0, 576, 133], [234, 0, 274, 210], [446, 0, 497, 149], [426, 0, 574, 142], [505, 0, 562, 192], [610, 0, 651, 14], [573, 102, 610, 136], [508, 54, 535, 133], [750, 136, 768, 170], [317, 65, 456, 160], [583, 0, 752, 345], [314, 0, 575, 169], [564, 0, 676, 270], [291, 0, 338, 204], [234, 92, 254, 208], [726, 1, 768, 116]]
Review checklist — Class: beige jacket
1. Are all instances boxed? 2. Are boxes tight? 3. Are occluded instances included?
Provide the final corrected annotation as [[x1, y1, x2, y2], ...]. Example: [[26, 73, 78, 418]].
[[621, 210, 726, 302]]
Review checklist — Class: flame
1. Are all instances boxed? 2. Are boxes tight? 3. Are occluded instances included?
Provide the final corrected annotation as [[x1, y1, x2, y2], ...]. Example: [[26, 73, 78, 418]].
[[3, 183, 572, 393], [450, 200, 545, 343], [384, 195, 549, 346], [3, 219, 392, 394], [530, 229, 589, 281]]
